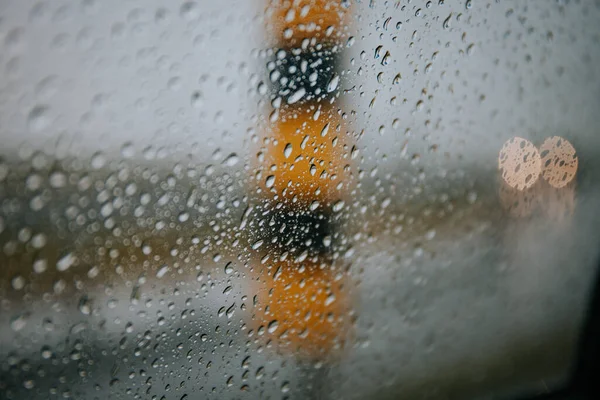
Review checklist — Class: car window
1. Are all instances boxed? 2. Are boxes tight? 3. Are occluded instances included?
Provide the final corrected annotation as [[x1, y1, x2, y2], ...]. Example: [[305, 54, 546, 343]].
[[1, 1, 600, 399]]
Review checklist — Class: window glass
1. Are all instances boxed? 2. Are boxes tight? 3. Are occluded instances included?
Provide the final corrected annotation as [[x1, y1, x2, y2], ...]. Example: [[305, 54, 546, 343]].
[[1, 1, 600, 399]]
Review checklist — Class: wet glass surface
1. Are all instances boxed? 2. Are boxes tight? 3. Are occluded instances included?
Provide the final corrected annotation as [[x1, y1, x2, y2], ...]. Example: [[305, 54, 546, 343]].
[[1, 1, 600, 399]]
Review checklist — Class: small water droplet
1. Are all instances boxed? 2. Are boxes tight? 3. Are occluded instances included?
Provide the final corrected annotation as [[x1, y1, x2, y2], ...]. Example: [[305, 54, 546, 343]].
[[27, 105, 50, 133], [333, 200, 345, 212], [33, 258, 47, 273], [327, 74, 339, 93], [11, 275, 25, 290], [156, 265, 169, 278], [287, 88, 306, 104], [443, 13, 452, 29], [79, 296, 92, 315], [121, 142, 135, 158], [180, 2, 199, 20], [381, 51, 391, 66], [309, 201, 320, 211], [223, 153, 239, 167], [91, 152, 107, 169], [224, 262, 234, 274], [265, 175, 275, 188], [267, 320, 279, 334], [283, 143, 293, 158], [56, 252, 76, 271], [11, 313, 30, 331]]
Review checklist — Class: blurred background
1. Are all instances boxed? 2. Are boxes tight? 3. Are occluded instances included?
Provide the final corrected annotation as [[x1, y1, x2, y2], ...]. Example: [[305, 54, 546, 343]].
[[1, 0, 600, 399]]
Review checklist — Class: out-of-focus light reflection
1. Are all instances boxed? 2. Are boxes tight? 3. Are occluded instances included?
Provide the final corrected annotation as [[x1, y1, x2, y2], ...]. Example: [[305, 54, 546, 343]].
[[539, 181, 576, 222], [539, 136, 578, 188], [498, 179, 542, 218], [498, 136, 578, 218], [498, 137, 541, 191], [266, 0, 353, 47]]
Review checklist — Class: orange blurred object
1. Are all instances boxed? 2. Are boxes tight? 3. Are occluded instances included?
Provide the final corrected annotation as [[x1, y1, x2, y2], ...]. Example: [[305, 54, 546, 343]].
[[251, 256, 353, 361], [255, 103, 353, 207], [265, 0, 352, 47]]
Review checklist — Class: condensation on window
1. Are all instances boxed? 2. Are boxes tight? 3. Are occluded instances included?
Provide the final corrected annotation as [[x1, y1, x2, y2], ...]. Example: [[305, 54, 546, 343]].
[[1, 1, 600, 399]]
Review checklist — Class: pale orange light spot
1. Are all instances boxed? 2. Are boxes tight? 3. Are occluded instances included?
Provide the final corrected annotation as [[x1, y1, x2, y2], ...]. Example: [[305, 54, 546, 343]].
[[498, 137, 541, 191], [539, 136, 578, 188]]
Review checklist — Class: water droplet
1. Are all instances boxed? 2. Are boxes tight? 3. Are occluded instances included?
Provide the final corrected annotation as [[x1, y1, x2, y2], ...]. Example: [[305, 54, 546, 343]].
[[11, 275, 25, 290], [27, 105, 50, 132], [31, 233, 47, 249], [156, 265, 169, 278], [267, 320, 279, 333], [443, 13, 452, 29], [381, 51, 391, 65], [226, 303, 236, 318], [168, 76, 182, 91], [309, 201, 320, 211], [223, 153, 239, 166], [180, 2, 199, 20], [178, 212, 189, 222], [41, 346, 53, 359], [49, 171, 67, 188], [91, 152, 107, 169], [284, 143, 293, 158], [224, 262, 234, 274], [11, 313, 29, 331], [287, 88, 306, 104], [35, 75, 59, 101], [265, 175, 275, 188], [327, 74, 339, 93], [78, 296, 92, 315], [88, 265, 99, 278], [33, 258, 47, 274], [191, 91, 203, 107], [121, 142, 135, 158], [56, 252, 76, 271], [333, 200, 345, 212]]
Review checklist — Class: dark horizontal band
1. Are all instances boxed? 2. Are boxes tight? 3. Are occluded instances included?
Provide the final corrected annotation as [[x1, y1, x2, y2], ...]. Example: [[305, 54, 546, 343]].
[[266, 45, 343, 105], [247, 202, 337, 257]]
